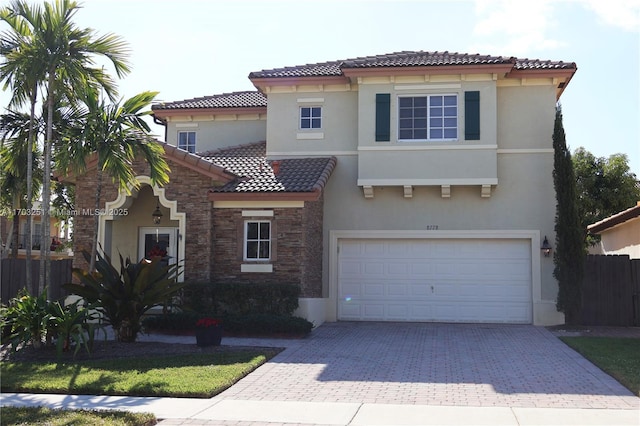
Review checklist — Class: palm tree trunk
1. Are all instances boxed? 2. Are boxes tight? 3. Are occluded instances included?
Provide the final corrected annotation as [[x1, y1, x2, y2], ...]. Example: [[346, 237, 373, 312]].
[[89, 167, 103, 272], [11, 194, 19, 258], [40, 73, 55, 295], [25, 84, 37, 294]]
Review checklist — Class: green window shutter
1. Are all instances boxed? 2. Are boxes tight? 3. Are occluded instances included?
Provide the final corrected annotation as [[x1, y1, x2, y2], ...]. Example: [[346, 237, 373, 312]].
[[465, 91, 480, 140], [375, 93, 391, 142]]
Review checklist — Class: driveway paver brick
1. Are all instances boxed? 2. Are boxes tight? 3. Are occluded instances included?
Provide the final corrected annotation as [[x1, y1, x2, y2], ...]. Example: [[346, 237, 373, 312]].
[[218, 322, 639, 409]]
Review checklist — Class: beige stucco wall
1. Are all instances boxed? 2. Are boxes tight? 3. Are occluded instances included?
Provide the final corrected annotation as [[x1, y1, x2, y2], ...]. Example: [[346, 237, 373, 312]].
[[108, 185, 178, 261], [165, 118, 266, 153], [265, 90, 358, 156], [597, 217, 640, 259]]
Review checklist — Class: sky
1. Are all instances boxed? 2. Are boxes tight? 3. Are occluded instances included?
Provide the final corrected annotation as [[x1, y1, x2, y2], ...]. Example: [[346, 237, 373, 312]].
[[1, 0, 639, 174]]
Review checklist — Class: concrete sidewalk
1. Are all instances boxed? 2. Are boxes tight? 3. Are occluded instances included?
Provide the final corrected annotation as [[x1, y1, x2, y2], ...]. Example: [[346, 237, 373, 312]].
[[2, 392, 639, 425]]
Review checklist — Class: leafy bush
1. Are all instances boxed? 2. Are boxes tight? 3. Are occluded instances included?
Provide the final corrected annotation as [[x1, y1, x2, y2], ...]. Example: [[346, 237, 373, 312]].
[[141, 311, 313, 336], [180, 281, 300, 316], [65, 250, 185, 342], [47, 299, 103, 358], [224, 313, 313, 335], [142, 311, 200, 331]]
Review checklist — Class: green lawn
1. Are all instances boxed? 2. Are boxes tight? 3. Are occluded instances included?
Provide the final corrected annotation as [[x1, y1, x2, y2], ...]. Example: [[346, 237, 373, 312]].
[[560, 336, 640, 396], [1, 349, 279, 398], [0, 406, 156, 426]]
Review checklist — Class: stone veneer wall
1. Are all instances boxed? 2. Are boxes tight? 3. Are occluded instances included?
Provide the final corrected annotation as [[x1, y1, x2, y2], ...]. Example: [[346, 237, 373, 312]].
[[212, 198, 324, 297], [73, 157, 215, 281]]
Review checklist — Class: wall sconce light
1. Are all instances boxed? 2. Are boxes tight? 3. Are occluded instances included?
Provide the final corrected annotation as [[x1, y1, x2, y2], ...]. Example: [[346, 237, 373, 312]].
[[152, 202, 163, 225], [541, 236, 552, 257]]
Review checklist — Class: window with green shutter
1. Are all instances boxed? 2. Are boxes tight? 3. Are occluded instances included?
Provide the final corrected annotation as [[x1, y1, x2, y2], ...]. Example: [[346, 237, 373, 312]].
[[464, 91, 480, 140], [375, 94, 391, 141]]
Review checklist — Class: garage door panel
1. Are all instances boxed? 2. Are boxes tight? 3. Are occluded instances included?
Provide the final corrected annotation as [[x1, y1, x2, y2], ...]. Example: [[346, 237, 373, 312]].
[[338, 238, 532, 324]]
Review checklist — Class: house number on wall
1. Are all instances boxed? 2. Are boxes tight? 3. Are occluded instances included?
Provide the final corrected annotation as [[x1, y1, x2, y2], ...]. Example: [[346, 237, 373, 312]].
[[426, 225, 439, 230]]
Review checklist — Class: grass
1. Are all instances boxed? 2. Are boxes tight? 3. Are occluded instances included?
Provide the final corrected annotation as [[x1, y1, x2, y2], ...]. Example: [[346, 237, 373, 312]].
[[560, 336, 640, 396], [1, 349, 279, 398], [0, 406, 156, 426]]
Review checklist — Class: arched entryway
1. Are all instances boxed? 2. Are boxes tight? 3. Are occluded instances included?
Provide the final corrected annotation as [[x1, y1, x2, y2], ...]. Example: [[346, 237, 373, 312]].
[[98, 176, 186, 281]]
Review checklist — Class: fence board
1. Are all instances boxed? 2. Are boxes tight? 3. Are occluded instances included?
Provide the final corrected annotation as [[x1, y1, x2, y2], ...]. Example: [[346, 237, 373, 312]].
[[0, 258, 72, 301], [581, 254, 637, 326]]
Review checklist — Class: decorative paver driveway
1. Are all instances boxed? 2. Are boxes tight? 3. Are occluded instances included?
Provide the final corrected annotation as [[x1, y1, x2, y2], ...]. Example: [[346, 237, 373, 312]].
[[219, 322, 639, 409]]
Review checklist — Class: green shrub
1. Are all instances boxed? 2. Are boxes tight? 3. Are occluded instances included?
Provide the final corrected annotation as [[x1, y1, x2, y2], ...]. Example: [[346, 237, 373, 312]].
[[142, 311, 200, 331], [224, 313, 313, 335], [180, 281, 300, 316]]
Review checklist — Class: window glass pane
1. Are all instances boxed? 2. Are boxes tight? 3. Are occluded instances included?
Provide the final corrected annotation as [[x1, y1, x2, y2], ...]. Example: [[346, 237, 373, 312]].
[[259, 222, 270, 239], [178, 132, 186, 144], [414, 129, 427, 139], [444, 129, 457, 139], [246, 242, 258, 259], [301, 108, 310, 118], [444, 118, 457, 127], [431, 129, 443, 139], [311, 107, 321, 117], [247, 222, 258, 239], [444, 106, 457, 117], [414, 107, 427, 118], [399, 118, 413, 129], [444, 96, 457, 106], [430, 96, 443, 107], [430, 118, 443, 127], [399, 97, 412, 107], [399, 129, 412, 139], [414, 97, 427, 107], [259, 241, 270, 259], [414, 118, 427, 128], [188, 132, 196, 143], [399, 108, 413, 118], [301, 120, 310, 129], [312, 118, 321, 128]]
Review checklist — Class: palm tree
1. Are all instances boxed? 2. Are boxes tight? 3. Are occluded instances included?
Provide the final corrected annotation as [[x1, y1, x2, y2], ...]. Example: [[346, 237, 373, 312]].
[[65, 90, 170, 272], [0, 2, 47, 290], [0, 110, 42, 263], [0, 0, 131, 292]]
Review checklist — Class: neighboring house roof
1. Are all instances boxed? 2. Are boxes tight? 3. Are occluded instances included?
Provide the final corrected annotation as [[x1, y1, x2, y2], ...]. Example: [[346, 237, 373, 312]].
[[200, 142, 336, 201], [152, 91, 267, 111], [249, 50, 576, 79], [587, 202, 640, 234]]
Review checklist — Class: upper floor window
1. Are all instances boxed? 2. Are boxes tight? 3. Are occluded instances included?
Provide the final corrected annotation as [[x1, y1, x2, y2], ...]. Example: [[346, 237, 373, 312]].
[[244, 220, 271, 261], [398, 95, 457, 141], [300, 106, 322, 129], [178, 131, 196, 153]]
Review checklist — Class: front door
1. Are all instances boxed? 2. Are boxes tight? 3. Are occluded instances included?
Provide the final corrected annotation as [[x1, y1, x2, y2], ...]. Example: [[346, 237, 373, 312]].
[[138, 227, 177, 267]]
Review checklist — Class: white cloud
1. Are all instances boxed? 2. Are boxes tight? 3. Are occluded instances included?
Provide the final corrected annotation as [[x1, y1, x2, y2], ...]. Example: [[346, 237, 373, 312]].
[[471, 0, 565, 56], [581, 0, 640, 32]]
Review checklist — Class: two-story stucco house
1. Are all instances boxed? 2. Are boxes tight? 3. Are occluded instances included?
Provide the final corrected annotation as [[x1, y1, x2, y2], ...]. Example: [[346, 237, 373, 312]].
[[72, 51, 577, 326]]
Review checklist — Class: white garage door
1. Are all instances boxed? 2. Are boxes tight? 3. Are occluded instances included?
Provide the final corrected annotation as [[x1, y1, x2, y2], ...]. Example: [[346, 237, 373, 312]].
[[338, 238, 532, 323]]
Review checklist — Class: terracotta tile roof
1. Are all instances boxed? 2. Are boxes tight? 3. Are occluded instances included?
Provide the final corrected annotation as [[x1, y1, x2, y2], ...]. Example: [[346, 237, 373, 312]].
[[587, 202, 640, 234], [152, 91, 266, 111], [200, 142, 336, 194], [249, 51, 576, 79]]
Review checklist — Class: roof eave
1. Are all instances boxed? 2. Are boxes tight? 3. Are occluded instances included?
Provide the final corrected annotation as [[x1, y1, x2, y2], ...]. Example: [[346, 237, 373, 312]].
[[152, 106, 266, 119], [208, 189, 322, 202], [341, 63, 515, 78], [250, 75, 350, 90], [587, 205, 640, 234]]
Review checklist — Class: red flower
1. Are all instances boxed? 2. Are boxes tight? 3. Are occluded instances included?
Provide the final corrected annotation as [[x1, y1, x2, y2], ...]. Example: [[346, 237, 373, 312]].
[[196, 318, 221, 328]]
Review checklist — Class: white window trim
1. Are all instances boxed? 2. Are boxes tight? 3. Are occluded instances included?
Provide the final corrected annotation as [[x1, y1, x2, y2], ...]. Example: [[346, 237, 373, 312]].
[[177, 130, 197, 153], [244, 219, 271, 262], [397, 93, 459, 143], [299, 106, 322, 130]]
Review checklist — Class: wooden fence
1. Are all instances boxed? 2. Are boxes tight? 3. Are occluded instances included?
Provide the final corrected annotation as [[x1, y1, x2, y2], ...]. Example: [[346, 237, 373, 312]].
[[0, 258, 72, 302], [581, 254, 640, 326]]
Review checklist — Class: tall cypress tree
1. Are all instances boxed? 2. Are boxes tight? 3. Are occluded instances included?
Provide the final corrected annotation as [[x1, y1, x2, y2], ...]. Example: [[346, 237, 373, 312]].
[[552, 106, 584, 325]]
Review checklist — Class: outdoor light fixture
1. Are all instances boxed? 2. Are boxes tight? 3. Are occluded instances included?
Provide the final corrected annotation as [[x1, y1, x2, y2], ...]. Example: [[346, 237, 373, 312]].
[[541, 236, 552, 257], [152, 202, 163, 225]]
